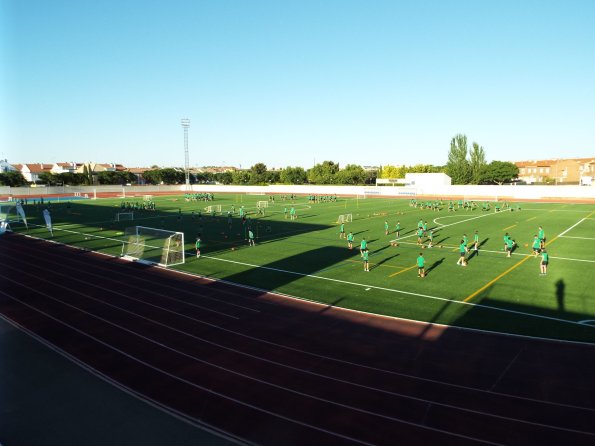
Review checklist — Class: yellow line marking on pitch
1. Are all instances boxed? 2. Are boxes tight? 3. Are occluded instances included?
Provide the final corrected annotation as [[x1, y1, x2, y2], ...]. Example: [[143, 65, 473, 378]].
[[525, 216, 537, 222], [463, 256, 532, 302], [502, 224, 517, 231], [345, 259, 405, 270], [389, 264, 417, 277]]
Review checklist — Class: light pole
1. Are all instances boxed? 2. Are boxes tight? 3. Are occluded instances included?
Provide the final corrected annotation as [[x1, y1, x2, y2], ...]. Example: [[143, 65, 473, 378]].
[[181, 118, 190, 188]]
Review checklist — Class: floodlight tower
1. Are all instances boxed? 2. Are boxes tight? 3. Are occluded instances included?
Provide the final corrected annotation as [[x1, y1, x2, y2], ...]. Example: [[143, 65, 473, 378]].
[[181, 118, 191, 187]]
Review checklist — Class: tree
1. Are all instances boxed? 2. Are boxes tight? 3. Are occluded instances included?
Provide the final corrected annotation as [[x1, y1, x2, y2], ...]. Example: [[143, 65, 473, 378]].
[[59, 172, 85, 185], [445, 134, 471, 184], [307, 161, 339, 184], [214, 171, 233, 185], [336, 164, 366, 185], [280, 166, 308, 184], [469, 142, 487, 184], [143, 169, 162, 185], [0, 171, 27, 186], [264, 170, 280, 184], [160, 168, 185, 185], [38, 172, 59, 185], [249, 163, 268, 184], [480, 161, 519, 185], [379, 165, 406, 179], [97, 171, 121, 185], [81, 163, 94, 185], [231, 170, 251, 184]]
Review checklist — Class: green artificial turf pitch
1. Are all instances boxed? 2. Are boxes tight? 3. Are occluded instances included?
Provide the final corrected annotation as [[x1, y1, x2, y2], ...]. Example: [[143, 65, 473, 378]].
[[11, 194, 595, 343]]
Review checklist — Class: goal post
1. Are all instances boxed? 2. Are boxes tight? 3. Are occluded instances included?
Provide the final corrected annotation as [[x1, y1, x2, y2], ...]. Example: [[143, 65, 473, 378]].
[[0, 203, 16, 233], [257, 200, 269, 209], [204, 204, 222, 214], [121, 226, 185, 267], [337, 213, 353, 224], [115, 211, 134, 222]]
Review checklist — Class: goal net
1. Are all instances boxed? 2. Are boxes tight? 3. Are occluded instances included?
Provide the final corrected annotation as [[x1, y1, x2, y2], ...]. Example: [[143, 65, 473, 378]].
[[257, 200, 269, 208], [115, 211, 134, 222], [121, 226, 185, 267], [0, 203, 16, 223], [0, 204, 15, 233], [337, 213, 353, 224], [205, 204, 222, 214]]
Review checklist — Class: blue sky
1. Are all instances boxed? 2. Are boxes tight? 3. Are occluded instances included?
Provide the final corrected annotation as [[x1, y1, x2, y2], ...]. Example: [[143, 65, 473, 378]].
[[2, 0, 594, 168]]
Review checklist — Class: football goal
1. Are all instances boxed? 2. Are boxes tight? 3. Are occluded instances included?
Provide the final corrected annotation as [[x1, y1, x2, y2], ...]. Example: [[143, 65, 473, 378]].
[[205, 204, 222, 214], [121, 226, 185, 267], [337, 213, 353, 224], [143, 195, 153, 201], [0, 204, 15, 234], [257, 200, 269, 209], [115, 211, 134, 222]]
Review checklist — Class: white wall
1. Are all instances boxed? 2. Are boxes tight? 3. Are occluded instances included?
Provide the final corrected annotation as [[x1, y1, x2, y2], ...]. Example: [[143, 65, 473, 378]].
[[1, 183, 594, 201]]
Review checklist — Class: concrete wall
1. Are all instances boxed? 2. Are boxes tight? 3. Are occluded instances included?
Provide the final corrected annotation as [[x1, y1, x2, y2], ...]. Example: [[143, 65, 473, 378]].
[[1, 183, 593, 202]]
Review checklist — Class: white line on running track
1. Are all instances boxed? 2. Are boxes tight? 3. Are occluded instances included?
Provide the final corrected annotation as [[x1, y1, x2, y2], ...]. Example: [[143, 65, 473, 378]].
[[2, 276, 591, 436], [201, 254, 595, 330], [0, 289, 503, 445], [10, 231, 595, 417]]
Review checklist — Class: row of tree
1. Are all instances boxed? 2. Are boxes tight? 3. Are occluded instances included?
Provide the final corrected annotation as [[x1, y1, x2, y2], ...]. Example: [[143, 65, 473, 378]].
[[445, 134, 519, 185]]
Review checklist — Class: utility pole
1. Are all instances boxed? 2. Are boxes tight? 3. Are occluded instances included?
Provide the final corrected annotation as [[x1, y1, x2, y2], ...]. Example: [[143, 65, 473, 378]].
[[181, 118, 190, 188]]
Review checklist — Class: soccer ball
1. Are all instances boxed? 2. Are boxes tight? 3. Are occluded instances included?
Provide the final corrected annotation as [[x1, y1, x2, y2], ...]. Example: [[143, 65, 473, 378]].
[[524, 243, 529, 247], [231, 247, 236, 251]]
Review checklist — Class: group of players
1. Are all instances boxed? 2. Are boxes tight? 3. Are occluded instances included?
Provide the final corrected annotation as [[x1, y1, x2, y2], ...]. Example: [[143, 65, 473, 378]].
[[341, 215, 549, 277]]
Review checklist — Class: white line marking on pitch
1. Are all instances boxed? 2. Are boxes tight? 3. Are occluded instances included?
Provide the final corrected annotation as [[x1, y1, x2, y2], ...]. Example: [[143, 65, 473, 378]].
[[201, 255, 595, 330]]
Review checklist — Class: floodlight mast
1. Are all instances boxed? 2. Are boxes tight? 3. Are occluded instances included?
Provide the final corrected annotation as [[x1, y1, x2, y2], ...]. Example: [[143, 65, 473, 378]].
[[181, 118, 191, 188]]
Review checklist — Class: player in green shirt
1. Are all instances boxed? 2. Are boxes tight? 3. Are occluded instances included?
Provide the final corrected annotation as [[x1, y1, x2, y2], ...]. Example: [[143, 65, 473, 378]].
[[473, 231, 479, 254], [395, 221, 401, 238], [290, 206, 296, 220], [506, 237, 515, 257], [360, 238, 368, 257], [418, 219, 423, 229], [427, 230, 434, 248], [339, 222, 345, 239], [503, 233, 510, 251], [457, 240, 468, 266], [538, 226, 546, 248], [417, 253, 425, 277], [362, 249, 370, 272], [347, 232, 354, 249], [417, 228, 424, 245], [195, 237, 201, 258], [532, 235, 541, 256], [283, 207, 288, 219], [384, 221, 389, 236], [463, 233, 469, 247], [248, 230, 255, 246], [540, 249, 549, 275], [423, 221, 428, 236]]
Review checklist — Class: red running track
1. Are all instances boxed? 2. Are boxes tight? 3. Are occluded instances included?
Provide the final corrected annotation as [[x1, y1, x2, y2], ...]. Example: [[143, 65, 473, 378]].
[[1, 233, 595, 445]]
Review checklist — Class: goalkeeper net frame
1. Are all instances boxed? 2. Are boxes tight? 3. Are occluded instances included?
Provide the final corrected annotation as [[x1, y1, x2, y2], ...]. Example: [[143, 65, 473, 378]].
[[0, 203, 16, 233], [121, 226, 185, 267], [257, 200, 269, 209], [205, 204, 222, 214], [115, 211, 134, 222], [337, 213, 353, 224]]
